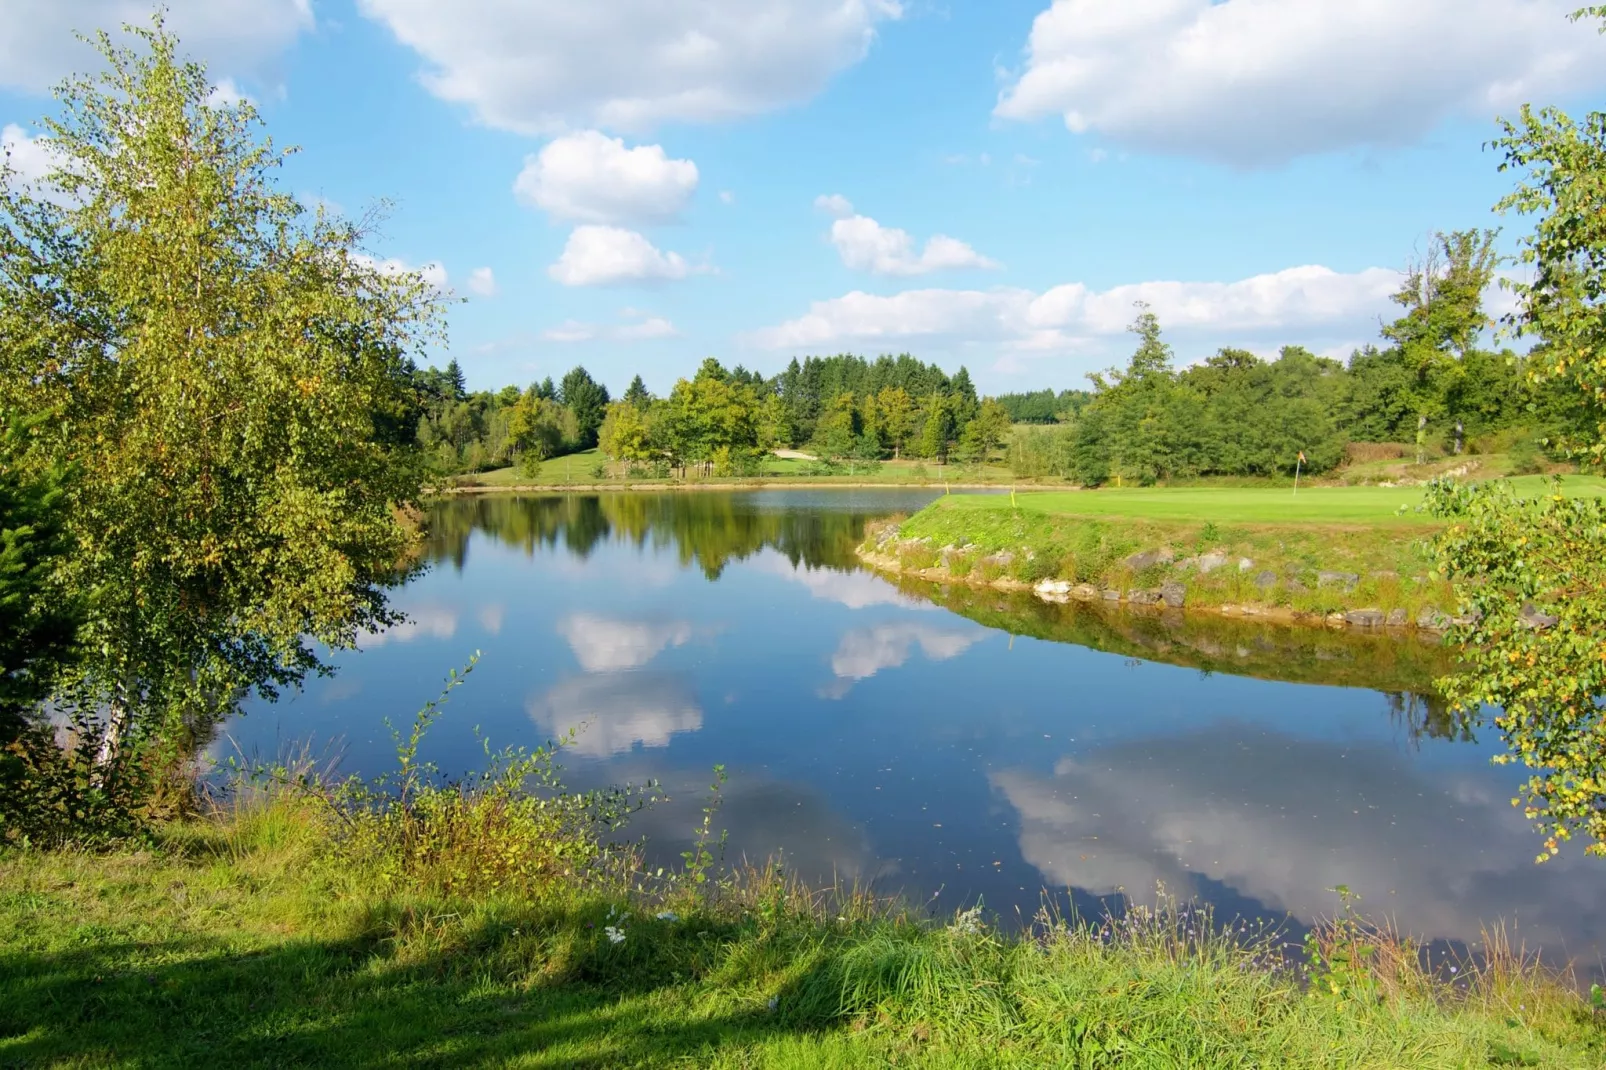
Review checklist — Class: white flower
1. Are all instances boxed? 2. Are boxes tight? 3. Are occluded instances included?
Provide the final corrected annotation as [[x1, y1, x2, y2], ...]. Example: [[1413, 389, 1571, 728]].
[[655, 911, 679, 922], [767, 996, 779, 1012], [604, 925, 626, 945], [947, 906, 985, 936]]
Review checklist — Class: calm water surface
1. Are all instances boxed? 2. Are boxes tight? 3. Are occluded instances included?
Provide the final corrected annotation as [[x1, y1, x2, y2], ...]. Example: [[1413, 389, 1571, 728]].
[[228, 490, 1606, 972]]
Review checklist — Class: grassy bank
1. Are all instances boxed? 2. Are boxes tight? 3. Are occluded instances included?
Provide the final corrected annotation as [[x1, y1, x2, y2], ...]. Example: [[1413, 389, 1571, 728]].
[[865, 477, 1606, 627], [3, 799, 1604, 1069]]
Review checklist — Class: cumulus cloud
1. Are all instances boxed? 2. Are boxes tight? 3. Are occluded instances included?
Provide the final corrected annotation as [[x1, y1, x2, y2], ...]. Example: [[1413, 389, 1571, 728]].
[[995, 0, 1606, 165], [557, 614, 695, 672], [548, 225, 699, 287], [515, 130, 699, 225], [359, 604, 458, 648], [826, 623, 985, 697], [1, 0, 313, 94], [465, 266, 499, 298], [815, 195, 998, 276], [1, 124, 57, 186], [542, 312, 680, 343], [352, 253, 450, 290], [205, 78, 254, 109], [992, 726, 1606, 953], [528, 672, 703, 757], [356, 0, 902, 133], [746, 264, 1400, 357]]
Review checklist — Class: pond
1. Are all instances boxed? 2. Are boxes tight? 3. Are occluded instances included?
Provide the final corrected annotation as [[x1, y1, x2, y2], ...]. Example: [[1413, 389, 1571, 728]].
[[227, 489, 1606, 974]]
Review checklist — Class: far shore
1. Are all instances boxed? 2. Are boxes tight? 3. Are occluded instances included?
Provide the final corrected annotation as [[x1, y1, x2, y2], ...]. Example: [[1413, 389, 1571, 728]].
[[438, 479, 1023, 495]]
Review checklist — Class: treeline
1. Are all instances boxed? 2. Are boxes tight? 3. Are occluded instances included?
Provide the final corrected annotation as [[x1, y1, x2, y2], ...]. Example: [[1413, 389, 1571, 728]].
[[1010, 231, 1582, 485], [417, 353, 1015, 476], [993, 388, 1091, 424]]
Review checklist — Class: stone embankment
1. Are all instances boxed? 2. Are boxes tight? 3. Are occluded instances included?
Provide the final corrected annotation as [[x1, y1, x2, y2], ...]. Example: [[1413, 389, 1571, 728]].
[[859, 523, 1472, 636]]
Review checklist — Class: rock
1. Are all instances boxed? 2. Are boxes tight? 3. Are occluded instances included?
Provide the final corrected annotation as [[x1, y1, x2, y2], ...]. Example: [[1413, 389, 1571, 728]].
[[1035, 579, 1073, 603], [1071, 584, 1100, 601], [1318, 570, 1360, 591], [1326, 612, 1348, 626], [1344, 609, 1386, 628], [1197, 551, 1229, 574], [1286, 577, 1309, 593], [1238, 558, 1254, 572], [1417, 608, 1453, 632], [1519, 602, 1560, 630], [978, 552, 1015, 572], [1160, 582, 1187, 609], [1102, 588, 1122, 601], [1386, 608, 1409, 627], [1254, 570, 1279, 591], [1123, 547, 1176, 572], [1129, 589, 1162, 606]]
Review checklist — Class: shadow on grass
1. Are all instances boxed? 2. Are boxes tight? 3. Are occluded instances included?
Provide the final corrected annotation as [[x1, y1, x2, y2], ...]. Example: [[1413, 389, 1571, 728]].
[[0, 908, 820, 1069]]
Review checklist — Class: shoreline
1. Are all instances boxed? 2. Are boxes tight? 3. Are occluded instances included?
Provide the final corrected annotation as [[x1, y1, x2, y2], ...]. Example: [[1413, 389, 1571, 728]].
[[854, 544, 1450, 636], [439, 480, 1020, 495]]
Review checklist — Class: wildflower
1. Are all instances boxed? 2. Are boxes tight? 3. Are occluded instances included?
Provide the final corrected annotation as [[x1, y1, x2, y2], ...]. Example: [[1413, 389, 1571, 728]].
[[948, 907, 985, 937], [655, 911, 679, 922], [604, 925, 626, 945], [767, 996, 779, 1013]]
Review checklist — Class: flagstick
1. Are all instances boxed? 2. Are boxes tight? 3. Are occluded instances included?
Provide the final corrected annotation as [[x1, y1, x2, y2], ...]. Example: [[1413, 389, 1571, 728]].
[[1293, 455, 1303, 497]]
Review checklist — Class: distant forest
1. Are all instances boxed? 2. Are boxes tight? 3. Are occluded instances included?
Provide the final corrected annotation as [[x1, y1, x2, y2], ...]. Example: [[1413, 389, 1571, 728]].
[[413, 231, 1584, 483]]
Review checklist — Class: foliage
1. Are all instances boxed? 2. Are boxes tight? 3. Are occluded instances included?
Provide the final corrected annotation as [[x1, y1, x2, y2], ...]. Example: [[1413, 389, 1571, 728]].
[[0, 414, 77, 740], [251, 658, 658, 898], [0, 20, 441, 803], [1426, 478, 1606, 860]]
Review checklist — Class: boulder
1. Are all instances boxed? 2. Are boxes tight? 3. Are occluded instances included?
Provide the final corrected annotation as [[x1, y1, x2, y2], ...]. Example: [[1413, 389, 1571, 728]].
[[1071, 584, 1101, 601], [1386, 608, 1409, 628], [1160, 582, 1187, 609], [1197, 551, 1230, 574], [978, 551, 1016, 571], [1519, 602, 1559, 630], [1129, 589, 1163, 606], [1238, 558, 1255, 572], [1318, 570, 1360, 591], [1344, 609, 1386, 628], [1035, 579, 1073, 603], [1254, 570, 1279, 591], [1123, 547, 1176, 572], [1417, 608, 1453, 632], [1102, 588, 1122, 601]]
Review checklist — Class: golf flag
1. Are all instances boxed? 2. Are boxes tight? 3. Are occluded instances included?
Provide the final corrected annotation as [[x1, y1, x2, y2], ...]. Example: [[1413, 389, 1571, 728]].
[[1298, 450, 1306, 463]]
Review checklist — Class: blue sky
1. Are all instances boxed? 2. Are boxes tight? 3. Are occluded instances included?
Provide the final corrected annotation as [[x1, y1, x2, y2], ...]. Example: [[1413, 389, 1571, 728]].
[[5, 0, 1606, 395]]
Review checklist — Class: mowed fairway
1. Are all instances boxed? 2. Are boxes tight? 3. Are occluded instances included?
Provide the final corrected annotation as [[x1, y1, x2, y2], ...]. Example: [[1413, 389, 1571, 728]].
[[942, 474, 1606, 526]]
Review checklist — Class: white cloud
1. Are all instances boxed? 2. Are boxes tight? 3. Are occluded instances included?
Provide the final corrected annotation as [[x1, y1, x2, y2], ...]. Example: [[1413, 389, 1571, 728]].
[[815, 194, 999, 276], [548, 225, 698, 287], [995, 0, 1606, 166], [357, 0, 901, 133], [1, 0, 313, 94], [992, 727, 1606, 953], [205, 78, 254, 108], [466, 266, 499, 298], [747, 264, 1401, 356], [528, 672, 703, 757], [829, 623, 984, 684], [1, 124, 57, 186], [829, 213, 1000, 277], [352, 253, 449, 290], [557, 614, 694, 672], [359, 604, 458, 648], [542, 313, 680, 343], [814, 193, 856, 219], [719, 190, 736, 205], [514, 130, 699, 225]]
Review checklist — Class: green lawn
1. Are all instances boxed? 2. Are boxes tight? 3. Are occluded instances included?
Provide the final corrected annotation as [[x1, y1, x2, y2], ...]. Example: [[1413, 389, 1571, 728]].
[[940, 474, 1606, 526]]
